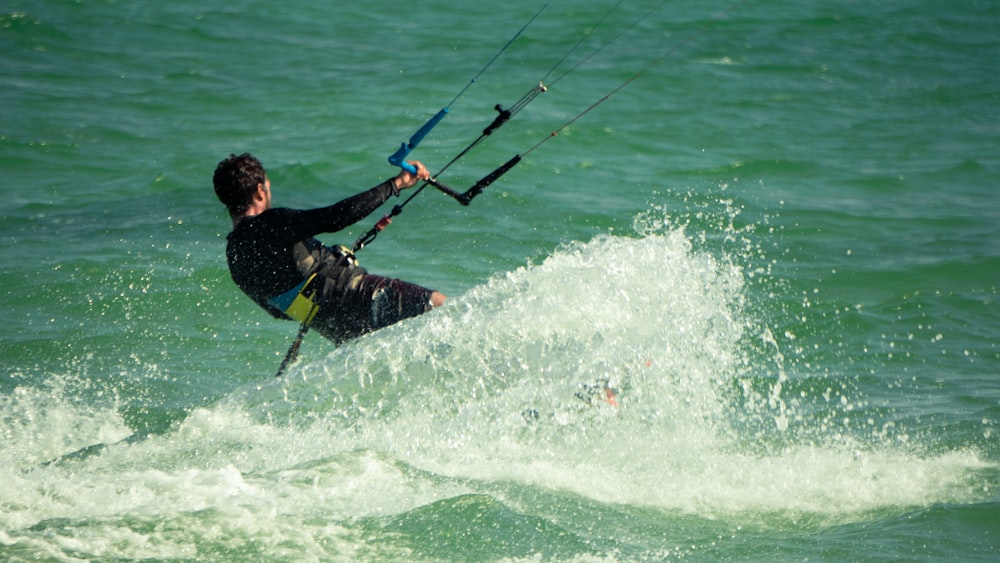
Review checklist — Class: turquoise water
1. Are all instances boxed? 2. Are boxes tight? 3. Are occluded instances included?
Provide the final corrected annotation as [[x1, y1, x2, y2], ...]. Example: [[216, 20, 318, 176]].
[[2, 0, 998, 560]]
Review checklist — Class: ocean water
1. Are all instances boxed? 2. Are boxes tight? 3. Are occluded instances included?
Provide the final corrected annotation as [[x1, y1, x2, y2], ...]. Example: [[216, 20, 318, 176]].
[[2, 0, 998, 560]]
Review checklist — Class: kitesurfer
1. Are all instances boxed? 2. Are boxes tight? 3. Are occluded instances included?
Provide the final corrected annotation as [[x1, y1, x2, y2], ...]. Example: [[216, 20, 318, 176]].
[[213, 152, 446, 344]]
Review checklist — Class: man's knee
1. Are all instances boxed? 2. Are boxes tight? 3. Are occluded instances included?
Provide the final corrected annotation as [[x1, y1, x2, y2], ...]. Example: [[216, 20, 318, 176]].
[[430, 291, 446, 308]]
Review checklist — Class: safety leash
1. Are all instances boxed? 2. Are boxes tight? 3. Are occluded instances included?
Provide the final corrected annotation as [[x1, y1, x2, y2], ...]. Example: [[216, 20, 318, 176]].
[[274, 323, 310, 377]]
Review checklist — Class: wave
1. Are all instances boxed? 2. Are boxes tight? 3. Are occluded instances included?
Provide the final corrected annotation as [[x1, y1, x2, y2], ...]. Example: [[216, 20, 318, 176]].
[[3, 211, 994, 560]]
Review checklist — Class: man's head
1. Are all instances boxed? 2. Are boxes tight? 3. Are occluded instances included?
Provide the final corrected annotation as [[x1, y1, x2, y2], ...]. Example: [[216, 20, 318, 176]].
[[213, 153, 268, 217]]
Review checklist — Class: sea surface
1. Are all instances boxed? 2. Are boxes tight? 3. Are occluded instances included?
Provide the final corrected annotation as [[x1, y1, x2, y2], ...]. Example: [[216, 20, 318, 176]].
[[2, 0, 998, 561]]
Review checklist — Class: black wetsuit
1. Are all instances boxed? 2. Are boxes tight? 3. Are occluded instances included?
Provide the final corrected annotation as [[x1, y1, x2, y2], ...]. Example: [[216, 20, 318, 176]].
[[226, 179, 435, 343]]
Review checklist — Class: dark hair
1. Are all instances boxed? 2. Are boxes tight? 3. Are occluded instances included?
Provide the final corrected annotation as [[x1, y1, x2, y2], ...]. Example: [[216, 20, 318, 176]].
[[213, 153, 266, 216]]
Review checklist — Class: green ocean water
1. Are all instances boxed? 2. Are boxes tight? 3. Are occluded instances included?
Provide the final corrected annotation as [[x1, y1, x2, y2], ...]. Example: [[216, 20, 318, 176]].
[[2, 0, 999, 560]]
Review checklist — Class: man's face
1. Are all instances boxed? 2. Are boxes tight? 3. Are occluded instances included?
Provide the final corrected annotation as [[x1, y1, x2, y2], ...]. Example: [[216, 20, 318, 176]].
[[260, 177, 272, 209]]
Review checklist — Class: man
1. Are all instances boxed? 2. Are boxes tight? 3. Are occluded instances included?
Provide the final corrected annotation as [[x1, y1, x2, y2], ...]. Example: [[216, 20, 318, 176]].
[[213, 152, 446, 344]]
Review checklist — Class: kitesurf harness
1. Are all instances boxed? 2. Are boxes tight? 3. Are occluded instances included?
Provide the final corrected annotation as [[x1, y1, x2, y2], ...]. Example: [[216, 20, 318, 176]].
[[267, 244, 358, 325], [268, 273, 321, 325], [275, 0, 746, 376]]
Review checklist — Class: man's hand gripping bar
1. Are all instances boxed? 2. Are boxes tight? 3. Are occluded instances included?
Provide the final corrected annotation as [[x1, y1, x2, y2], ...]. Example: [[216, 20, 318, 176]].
[[385, 105, 520, 207]]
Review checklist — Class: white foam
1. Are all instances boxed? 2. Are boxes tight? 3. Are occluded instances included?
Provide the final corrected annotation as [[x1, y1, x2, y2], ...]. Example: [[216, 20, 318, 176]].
[[0, 377, 132, 471], [2, 221, 993, 558], [278, 224, 991, 522]]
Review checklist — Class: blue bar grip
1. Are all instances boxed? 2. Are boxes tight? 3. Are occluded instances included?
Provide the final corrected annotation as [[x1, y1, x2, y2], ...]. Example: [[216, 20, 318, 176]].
[[388, 107, 449, 174]]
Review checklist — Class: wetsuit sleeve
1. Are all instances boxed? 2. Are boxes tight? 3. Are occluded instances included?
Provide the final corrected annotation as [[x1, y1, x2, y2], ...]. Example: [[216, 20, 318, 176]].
[[284, 179, 398, 241]]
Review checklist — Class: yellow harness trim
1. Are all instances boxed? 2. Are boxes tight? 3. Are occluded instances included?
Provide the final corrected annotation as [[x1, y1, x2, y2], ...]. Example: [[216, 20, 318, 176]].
[[269, 273, 320, 325], [268, 249, 356, 326], [285, 284, 319, 324]]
